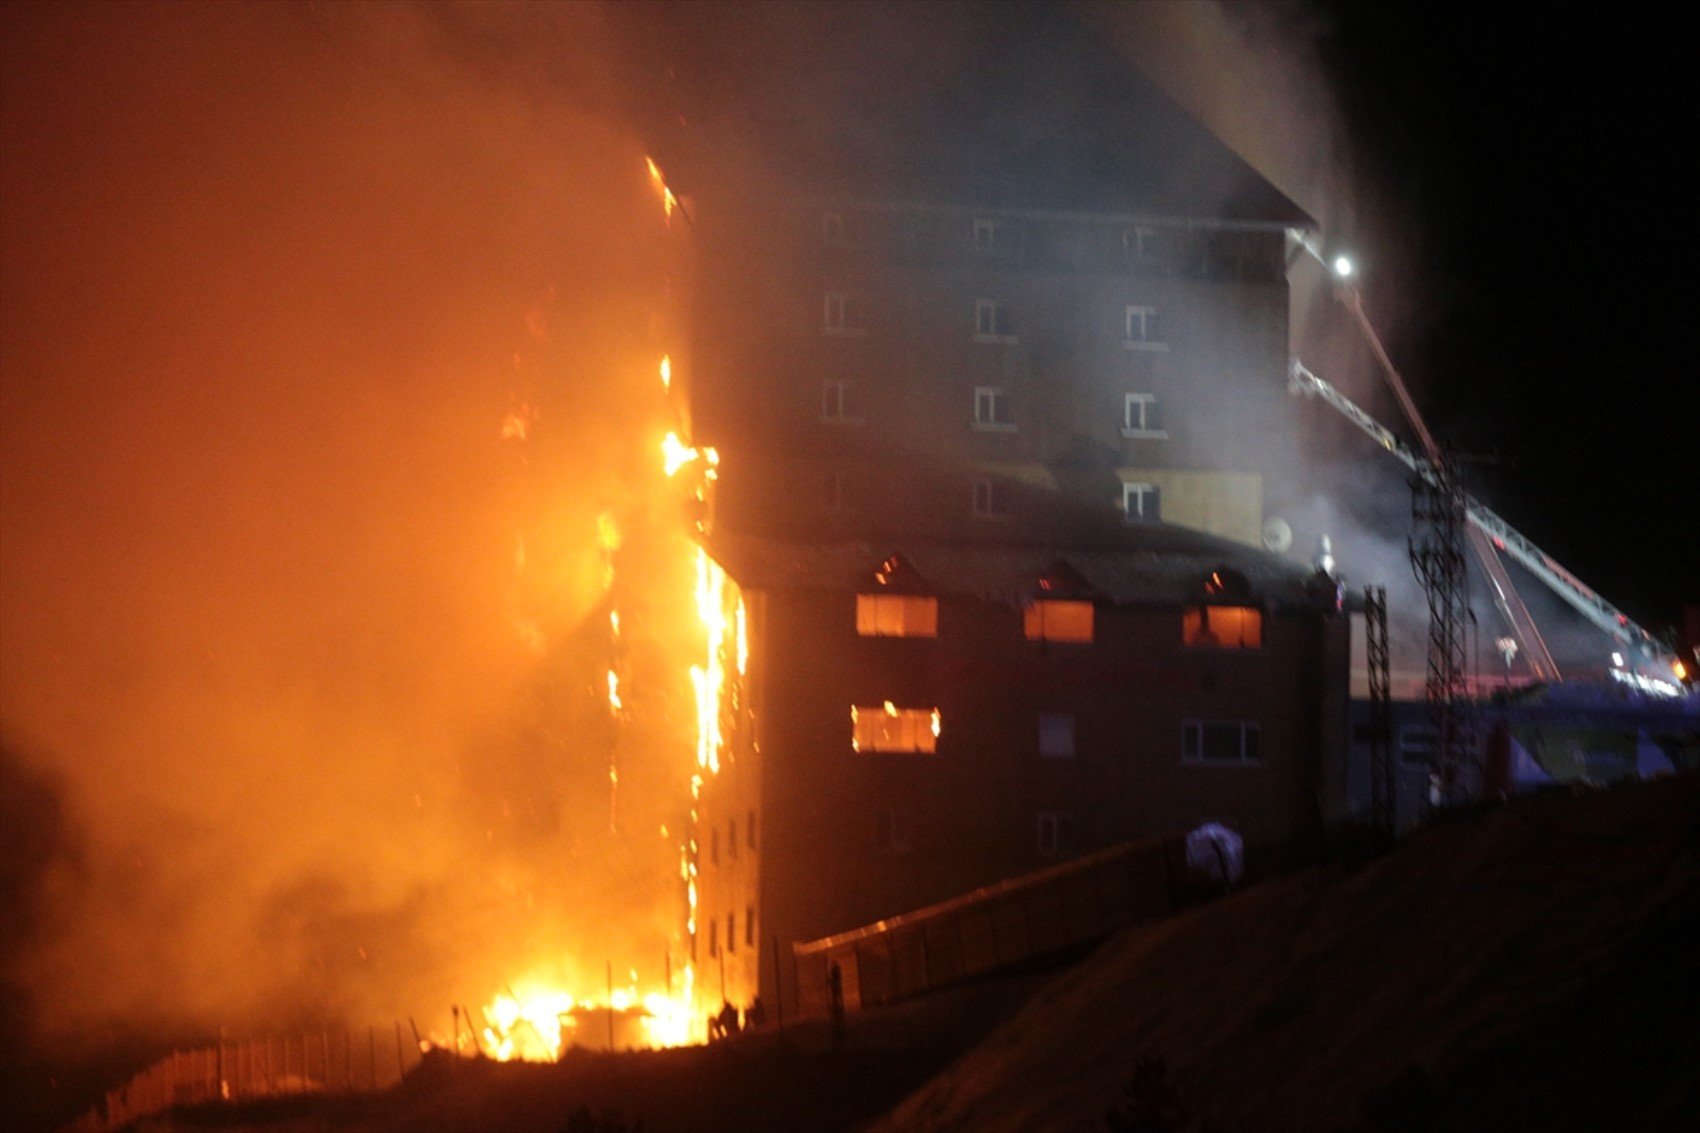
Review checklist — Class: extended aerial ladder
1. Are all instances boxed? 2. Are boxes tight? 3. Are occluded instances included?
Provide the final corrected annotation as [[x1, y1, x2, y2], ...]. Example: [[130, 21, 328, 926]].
[[1287, 358, 1678, 677]]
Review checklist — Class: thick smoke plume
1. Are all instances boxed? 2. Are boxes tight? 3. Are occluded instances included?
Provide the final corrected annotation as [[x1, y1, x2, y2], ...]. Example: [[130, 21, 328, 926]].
[[1, 0, 695, 1056]]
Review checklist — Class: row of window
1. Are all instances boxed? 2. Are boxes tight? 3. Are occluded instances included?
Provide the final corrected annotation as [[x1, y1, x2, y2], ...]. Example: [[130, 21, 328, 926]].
[[850, 707, 1262, 764], [706, 809, 759, 867], [856, 595, 1262, 647], [823, 382, 1168, 437], [823, 292, 1168, 349], [819, 211, 1280, 285], [704, 905, 757, 959], [822, 470, 1165, 524]]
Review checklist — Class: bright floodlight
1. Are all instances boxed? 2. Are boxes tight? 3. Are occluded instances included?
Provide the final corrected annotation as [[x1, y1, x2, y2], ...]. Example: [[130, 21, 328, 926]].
[[1332, 254, 1355, 278]]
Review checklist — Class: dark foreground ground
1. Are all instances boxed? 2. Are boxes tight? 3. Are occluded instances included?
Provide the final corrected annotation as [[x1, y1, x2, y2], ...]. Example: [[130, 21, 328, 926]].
[[40, 775, 1700, 1133]]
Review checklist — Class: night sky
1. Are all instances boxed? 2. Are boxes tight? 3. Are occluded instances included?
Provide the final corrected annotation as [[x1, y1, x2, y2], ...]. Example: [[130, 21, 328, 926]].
[[1307, 2, 1695, 630]]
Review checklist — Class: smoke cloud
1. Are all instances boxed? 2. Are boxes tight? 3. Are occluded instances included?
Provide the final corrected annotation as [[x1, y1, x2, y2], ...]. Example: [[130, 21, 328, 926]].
[[1, 0, 696, 1059]]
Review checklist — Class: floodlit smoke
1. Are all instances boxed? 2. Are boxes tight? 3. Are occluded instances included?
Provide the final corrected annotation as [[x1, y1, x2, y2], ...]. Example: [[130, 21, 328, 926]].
[[0, 0, 696, 1055]]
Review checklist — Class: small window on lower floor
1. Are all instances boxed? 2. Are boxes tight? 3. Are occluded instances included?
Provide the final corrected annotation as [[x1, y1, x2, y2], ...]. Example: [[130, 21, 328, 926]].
[[877, 810, 910, 853], [1398, 726, 1437, 765], [1038, 713, 1076, 759], [1037, 812, 1071, 857], [1182, 720, 1262, 765]]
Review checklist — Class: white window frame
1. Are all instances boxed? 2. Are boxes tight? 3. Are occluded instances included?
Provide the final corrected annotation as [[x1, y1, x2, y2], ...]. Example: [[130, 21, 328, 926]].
[[1121, 226, 1155, 260], [820, 379, 861, 423], [974, 298, 1016, 343], [1036, 811, 1070, 857], [1122, 392, 1167, 439], [973, 217, 1006, 252], [1122, 480, 1160, 523], [973, 386, 1015, 431], [1038, 712, 1076, 759], [1181, 720, 1263, 766], [972, 479, 1011, 519], [1122, 304, 1168, 351], [823, 291, 867, 337]]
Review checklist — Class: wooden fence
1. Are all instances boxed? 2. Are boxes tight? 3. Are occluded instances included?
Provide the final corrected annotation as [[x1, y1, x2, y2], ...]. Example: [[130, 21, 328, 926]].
[[61, 1024, 424, 1132]]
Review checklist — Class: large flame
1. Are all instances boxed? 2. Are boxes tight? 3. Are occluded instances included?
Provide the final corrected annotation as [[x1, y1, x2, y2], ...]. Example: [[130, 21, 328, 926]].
[[470, 157, 737, 1058]]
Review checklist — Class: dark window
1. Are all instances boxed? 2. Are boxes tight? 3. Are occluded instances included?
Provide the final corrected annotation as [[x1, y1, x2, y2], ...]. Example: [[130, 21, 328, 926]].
[[1182, 721, 1261, 765], [744, 906, 756, 947]]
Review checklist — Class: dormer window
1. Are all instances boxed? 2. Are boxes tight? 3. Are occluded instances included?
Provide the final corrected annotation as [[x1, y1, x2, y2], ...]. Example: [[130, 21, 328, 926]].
[[1183, 567, 1263, 649], [1024, 599, 1094, 644]]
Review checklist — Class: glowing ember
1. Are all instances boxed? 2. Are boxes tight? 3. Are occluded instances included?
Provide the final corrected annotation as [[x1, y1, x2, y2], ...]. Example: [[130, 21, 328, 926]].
[[645, 156, 679, 220]]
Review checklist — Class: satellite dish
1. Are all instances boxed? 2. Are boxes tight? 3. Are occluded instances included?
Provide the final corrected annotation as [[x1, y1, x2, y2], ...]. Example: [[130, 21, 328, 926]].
[[1262, 517, 1293, 554]]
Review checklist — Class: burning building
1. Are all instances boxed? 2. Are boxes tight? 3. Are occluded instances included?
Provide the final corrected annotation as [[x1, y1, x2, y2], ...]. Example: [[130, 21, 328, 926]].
[[654, 6, 1350, 1018]]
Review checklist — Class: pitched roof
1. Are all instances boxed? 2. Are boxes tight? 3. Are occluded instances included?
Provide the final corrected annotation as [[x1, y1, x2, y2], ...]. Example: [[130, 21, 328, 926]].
[[655, 2, 1312, 227], [706, 529, 1331, 609]]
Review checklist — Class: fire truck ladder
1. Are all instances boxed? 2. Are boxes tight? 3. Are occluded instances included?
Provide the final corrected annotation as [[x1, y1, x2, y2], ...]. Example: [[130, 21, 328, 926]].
[[1288, 359, 1676, 674]]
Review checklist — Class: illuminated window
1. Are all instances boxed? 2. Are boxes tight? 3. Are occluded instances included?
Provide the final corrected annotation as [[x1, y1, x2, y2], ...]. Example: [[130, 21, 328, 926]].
[[1122, 393, 1166, 438], [1123, 305, 1166, 349], [1122, 481, 1160, 523], [1037, 812, 1067, 855], [1024, 600, 1094, 644], [1181, 606, 1263, 649], [824, 291, 865, 335], [820, 380, 859, 422], [1182, 720, 1261, 765], [975, 299, 1015, 340], [852, 703, 940, 754], [973, 479, 1011, 518], [1038, 713, 1076, 759], [973, 386, 1014, 430], [856, 594, 938, 637]]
